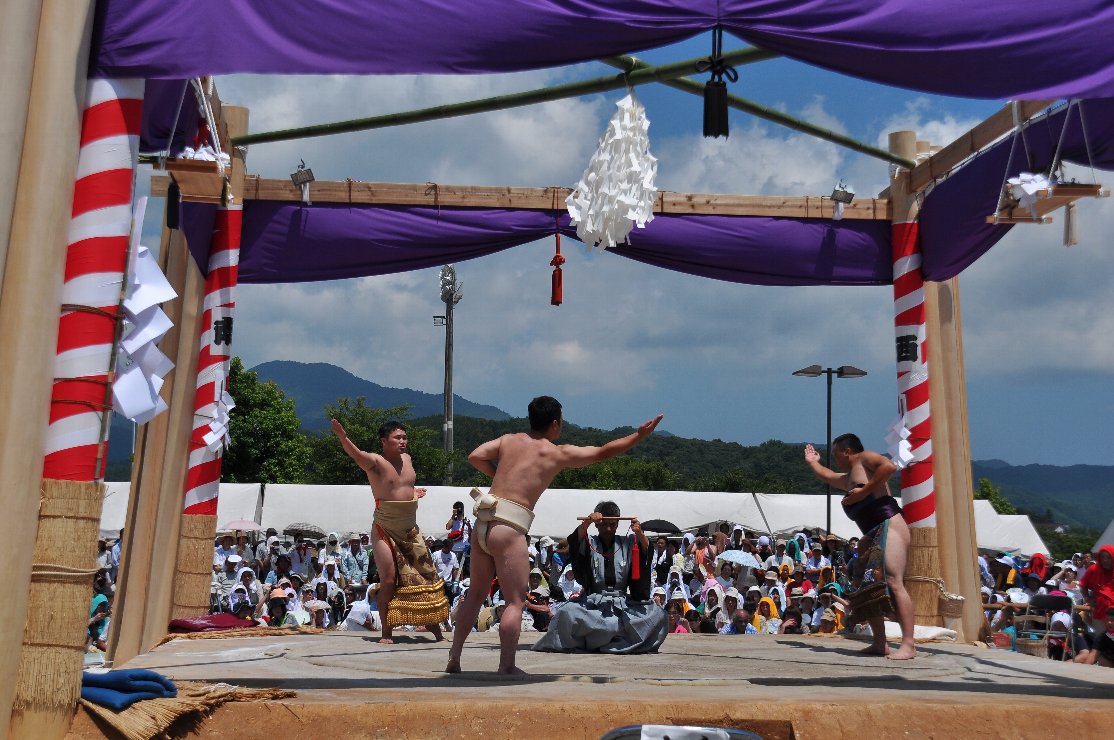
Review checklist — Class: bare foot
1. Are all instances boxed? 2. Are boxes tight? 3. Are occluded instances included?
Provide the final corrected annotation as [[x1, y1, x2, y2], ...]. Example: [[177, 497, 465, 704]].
[[860, 644, 889, 656], [379, 637, 395, 645], [497, 665, 527, 676], [429, 625, 445, 642], [887, 645, 917, 661], [445, 658, 461, 673]]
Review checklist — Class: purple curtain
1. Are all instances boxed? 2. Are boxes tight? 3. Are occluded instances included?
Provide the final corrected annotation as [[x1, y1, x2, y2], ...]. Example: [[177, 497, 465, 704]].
[[186, 100, 1114, 286], [921, 99, 1114, 279], [236, 202, 892, 286], [93, 0, 1114, 100]]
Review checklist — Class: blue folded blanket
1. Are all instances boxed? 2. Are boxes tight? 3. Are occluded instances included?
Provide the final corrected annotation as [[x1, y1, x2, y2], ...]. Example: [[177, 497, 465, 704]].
[[81, 669, 177, 711]]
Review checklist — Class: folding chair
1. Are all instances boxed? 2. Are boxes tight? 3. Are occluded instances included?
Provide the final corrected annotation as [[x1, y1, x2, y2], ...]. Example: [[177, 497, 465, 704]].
[[1015, 594, 1075, 659]]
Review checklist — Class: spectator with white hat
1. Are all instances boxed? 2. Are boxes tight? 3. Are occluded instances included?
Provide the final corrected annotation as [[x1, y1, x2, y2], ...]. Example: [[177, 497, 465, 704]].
[[213, 553, 242, 611]]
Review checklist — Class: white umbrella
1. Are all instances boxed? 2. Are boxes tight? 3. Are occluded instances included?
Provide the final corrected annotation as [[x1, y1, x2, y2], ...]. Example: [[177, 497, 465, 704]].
[[716, 550, 761, 569]]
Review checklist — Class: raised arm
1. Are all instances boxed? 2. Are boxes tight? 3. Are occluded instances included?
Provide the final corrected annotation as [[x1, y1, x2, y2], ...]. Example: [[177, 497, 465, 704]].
[[803, 443, 849, 490], [467, 436, 502, 478], [557, 414, 663, 469], [331, 419, 378, 473]]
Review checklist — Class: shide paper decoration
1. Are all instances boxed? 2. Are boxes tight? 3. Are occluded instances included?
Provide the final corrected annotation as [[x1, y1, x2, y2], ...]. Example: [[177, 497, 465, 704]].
[[884, 413, 915, 470], [113, 198, 178, 424], [567, 91, 657, 250]]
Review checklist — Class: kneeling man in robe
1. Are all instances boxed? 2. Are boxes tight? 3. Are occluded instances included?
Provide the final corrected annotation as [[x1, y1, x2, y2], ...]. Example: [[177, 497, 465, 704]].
[[533, 501, 667, 654]]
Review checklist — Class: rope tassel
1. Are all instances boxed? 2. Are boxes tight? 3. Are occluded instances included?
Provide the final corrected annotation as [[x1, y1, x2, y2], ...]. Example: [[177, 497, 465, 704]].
[[550, 219, 565, 306]]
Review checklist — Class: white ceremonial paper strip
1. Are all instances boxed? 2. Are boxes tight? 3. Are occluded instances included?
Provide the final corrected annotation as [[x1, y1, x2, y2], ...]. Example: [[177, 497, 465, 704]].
[[567, 91, 657, 250], [120, 305, 173, 355]]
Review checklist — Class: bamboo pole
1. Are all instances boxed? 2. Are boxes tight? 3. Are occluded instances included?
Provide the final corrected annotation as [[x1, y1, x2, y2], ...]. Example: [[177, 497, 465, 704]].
[[924, 277, 982, 641], [233, 47, 778, 146], [0, 1, 95, 733], [0, 0, 44, 297], [10, 480, 104, 740], [601, 55, 915, 169]]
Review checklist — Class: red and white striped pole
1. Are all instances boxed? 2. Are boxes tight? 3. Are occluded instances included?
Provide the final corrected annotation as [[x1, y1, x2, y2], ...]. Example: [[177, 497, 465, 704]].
[[43, 79, 144, 481], [183, 205, 241, 515], [891, 220, 935, 527]]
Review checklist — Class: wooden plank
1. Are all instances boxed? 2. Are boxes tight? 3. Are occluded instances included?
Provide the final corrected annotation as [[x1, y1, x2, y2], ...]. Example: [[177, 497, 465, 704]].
[[153, 175, 892, 220], [908, 99, 1055, 193], [984, 214, 1053, 224]]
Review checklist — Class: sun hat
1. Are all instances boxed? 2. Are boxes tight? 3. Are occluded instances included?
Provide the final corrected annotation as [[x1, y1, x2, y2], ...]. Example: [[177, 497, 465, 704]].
[[980, 586, 993, 596], [725, 587, 741, 600], [790, 587, 804, 598], [821, 608, 837, 622], [652, 586, 667, 596], [226, 554, 242, 564], [539, 536, 556, 548], [996, 556, 1014, 567], [764, 571, 777, 581], [833, 601, 846, 613], [811, 542, 822, 550], [269, 588, 287, 600], [757, 535, 770, 546]]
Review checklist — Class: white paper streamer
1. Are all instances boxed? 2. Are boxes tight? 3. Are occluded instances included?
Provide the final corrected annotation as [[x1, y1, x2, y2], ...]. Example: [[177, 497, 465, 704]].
[[1007, 171, 1050, 212], [112, 207, 178, 424], [884, 413, 916, 470], [566, 91, 657, 250]]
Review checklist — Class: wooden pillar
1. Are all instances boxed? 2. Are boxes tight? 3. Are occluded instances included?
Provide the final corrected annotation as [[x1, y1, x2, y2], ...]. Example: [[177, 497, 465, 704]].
[[10, 481, 103, 739], [108, 223, 206, 663], [0, 1, 95, 732], [171, 104, 249, 617], [0, 0, 43, 295], [889, 130, 943, 627], [925, 277, 983, 641]]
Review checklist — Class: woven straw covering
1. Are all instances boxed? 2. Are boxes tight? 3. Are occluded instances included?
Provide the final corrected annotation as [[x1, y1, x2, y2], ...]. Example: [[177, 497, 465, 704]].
[[80, 681, 295, 740], [171, 514, 218, 619], [385, 582, 449, 628], [10, 479, 103, 737], [155, 625, 324, 647]]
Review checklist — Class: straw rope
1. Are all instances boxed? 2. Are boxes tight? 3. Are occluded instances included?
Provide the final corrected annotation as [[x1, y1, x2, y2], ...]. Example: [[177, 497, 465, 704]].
[[155, 625, 324, 647], [30, 563, 101, 580], [80, 681, 295, 740]]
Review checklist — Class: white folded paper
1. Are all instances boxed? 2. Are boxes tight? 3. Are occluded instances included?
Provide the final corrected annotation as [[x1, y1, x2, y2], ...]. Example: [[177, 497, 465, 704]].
[[566, 91, 657, 250], [124, 245, 178, 316], [884, 413, 916, 469], [1006, 172, 1051, 211]]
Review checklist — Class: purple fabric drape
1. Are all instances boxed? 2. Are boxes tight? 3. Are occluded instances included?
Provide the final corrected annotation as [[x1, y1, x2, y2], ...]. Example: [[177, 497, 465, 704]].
[[236, 202, 893, 286], [188, 100, 1114, 285], [920, 99, 1114, 279], [93, 0, 1114, 100], [139, 80, 199, 155]]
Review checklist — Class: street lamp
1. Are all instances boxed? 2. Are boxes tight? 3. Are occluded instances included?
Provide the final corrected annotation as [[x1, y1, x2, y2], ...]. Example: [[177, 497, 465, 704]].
[[436, 266, 463, 484], [792, 364, 868, 534]]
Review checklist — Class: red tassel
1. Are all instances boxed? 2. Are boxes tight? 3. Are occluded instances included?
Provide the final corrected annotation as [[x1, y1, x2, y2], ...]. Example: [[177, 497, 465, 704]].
[[550, 217, 565, 306], [631, 540, 641, 580]]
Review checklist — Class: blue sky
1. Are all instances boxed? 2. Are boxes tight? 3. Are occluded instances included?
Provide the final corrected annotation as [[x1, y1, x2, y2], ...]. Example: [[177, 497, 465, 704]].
[[143, 37, 1114, 466]]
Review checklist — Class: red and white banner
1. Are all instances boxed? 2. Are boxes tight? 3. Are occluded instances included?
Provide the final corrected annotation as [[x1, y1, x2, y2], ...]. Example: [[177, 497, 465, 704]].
[[43, 79, 144, 481], [891, 220, 935, 527], [183, 205, 241, 515]]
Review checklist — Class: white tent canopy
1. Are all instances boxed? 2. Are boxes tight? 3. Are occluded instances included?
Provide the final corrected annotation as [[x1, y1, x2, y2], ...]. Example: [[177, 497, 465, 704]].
[[253, 485, 1046, 554], [100, 482, 1049, 555], [99, 483, 263, 539], [1095, 517, 1114, 552]]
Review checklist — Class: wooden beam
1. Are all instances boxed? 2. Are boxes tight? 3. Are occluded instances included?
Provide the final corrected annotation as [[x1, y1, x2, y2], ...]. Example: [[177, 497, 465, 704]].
[[907, 99, 1055, 193], [151, 175, 892, 220]]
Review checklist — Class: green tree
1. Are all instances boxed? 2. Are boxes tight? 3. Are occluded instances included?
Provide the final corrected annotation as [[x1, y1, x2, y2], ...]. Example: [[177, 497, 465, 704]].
[[222, 357, 309, 483], [975, 477, 1017, 515], [303, 398, 451, 484]]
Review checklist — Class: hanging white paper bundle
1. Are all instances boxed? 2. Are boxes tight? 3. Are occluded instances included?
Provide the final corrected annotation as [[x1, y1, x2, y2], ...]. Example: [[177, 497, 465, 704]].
[[566, 91, 657, 250], [883, 413, 916, 470]]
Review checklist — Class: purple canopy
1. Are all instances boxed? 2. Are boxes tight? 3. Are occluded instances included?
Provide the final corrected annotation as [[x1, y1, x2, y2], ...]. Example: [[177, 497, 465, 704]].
[[235, 204, 892, 286], [93, 1, 1114, 100], [168, 99, 1114, 288]]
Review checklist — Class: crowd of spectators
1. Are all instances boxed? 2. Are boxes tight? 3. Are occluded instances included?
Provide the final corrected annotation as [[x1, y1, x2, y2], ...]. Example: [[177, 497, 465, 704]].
[[86, 508, 1114, 671]]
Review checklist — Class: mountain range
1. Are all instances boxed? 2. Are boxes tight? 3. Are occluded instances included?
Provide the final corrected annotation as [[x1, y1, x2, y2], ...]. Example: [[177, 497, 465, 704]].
[[104, 361, 1114, 529]]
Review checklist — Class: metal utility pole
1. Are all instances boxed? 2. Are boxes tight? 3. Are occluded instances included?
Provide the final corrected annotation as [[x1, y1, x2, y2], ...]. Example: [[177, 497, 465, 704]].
[[792, 364, 868, 534], [436, 265, 463, 484]]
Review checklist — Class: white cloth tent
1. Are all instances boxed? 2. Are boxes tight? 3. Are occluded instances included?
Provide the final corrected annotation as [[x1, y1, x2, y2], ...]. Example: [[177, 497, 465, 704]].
[[101, 482, 1047, 555], [1095, 517, 1114, 552], [972, 499, 1050, 556], [257, 485, 1050, 555], [98, 482, 263, 539]]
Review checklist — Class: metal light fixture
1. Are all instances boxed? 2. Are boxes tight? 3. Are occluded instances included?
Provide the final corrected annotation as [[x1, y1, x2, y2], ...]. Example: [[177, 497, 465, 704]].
[[830, 180, 855, 204], [290, 160, 315, 204], [830, 180, 855, 222], [792, 363, 869, 534]]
